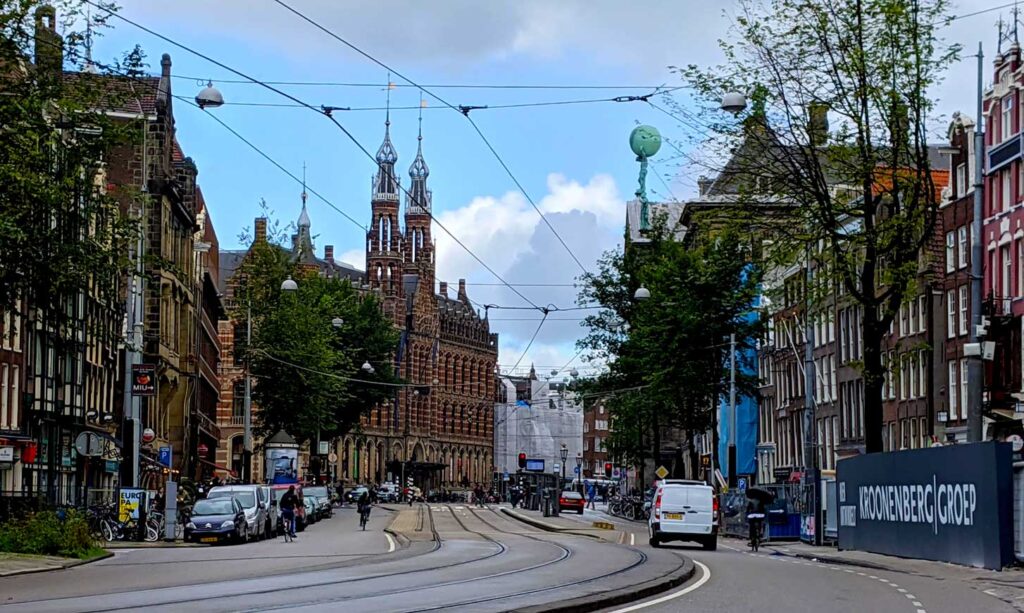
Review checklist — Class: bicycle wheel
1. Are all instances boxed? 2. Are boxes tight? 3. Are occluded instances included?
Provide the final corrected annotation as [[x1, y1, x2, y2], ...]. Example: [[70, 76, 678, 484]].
[[145, 519, 160, 542], [100, 519, 115, 542]]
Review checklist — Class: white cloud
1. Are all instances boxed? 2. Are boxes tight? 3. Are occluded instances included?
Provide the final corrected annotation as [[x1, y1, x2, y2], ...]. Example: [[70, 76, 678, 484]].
[[337, 248, 365, 271], [434, 173, 623, 368]]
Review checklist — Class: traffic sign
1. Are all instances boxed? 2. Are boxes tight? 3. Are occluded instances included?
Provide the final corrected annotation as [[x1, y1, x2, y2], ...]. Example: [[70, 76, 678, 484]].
[[328, 452, 338, 463], [1010, 434, 1024, 452], [655, 465, 669, 479], [573, 466, 580, 474], [738, 477, 748, 491], [158, 445, 172, 468], [74, 431, 105, 457]]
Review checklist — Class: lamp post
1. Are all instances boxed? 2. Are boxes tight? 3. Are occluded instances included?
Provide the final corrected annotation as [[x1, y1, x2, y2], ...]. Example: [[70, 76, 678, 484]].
[[559, 443, 568, 489]]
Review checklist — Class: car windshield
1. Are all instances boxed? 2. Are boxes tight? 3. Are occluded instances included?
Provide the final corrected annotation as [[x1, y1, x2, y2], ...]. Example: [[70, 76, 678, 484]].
[[305, 487, 328, 497], [561, 491, 582, 499], [209, 491, 256, 507], [193, 499, 234, 515]]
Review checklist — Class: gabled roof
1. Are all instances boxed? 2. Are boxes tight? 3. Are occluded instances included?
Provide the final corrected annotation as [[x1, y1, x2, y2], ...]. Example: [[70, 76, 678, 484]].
[[63, 71, 161, 117]]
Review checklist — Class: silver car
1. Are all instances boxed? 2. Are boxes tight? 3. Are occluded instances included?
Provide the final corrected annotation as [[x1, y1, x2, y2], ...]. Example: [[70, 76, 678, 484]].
[[207, 485, 270, 541]]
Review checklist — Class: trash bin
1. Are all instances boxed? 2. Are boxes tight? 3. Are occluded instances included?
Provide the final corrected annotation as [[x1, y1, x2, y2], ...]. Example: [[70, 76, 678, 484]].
[[541, 488, 551, 517]]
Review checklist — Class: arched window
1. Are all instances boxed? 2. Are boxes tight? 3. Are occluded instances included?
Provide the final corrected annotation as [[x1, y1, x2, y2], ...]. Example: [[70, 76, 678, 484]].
[[377, 216, 384, 251]]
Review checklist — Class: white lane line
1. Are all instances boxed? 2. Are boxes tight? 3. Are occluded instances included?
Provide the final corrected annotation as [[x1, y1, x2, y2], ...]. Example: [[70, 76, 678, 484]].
[[630, 533, 635, 546], [905, 594, 917, 600], [912, 602, 923, 608], [607, 560, 711, 612], [385, 532, 396, 553]]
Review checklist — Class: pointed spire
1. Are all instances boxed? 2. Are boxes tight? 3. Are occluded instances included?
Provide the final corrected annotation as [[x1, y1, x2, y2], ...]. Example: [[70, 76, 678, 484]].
[[373, 76, 399, 198], [83, 10, 98, 74], [298, 162, 310, 228], [407, 93, 431, 214]]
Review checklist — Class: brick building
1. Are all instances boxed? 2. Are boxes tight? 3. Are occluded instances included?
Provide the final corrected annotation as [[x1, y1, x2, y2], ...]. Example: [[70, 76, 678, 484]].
[[582, 397, 610, 479]]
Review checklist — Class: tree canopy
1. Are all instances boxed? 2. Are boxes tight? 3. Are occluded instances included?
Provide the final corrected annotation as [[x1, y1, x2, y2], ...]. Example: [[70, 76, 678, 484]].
[[576, 219, 761, 477]]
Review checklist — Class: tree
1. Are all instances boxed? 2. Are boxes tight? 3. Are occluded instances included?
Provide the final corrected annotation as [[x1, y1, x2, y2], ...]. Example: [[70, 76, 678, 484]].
[[0, 1, 141, 333], [577, 219, 761, 480], [232, 220, 399, 446], [682, 0, 955, 453]]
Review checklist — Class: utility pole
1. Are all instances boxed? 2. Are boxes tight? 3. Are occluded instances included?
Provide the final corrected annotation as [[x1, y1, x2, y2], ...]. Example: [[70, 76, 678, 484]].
[[968, 42, 985, 443], [122, 202, 145, 488], [727, 333, 737, 488], [802, 251, 822, 546]]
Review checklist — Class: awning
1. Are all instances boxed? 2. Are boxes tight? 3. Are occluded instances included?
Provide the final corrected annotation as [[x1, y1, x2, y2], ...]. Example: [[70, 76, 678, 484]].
[[199, 458, 237, 477]]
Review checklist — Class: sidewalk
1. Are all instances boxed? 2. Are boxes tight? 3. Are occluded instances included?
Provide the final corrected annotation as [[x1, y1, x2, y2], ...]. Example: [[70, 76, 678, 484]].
[[500, 506, 626, 543], [756, 539, 1024, 611], [0, 551, 112, 577], [104, 540, 203, 549]]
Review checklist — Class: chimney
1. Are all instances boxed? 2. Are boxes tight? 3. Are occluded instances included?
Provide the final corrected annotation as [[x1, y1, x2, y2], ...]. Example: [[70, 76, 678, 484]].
[[457, 279, 468, 303], [324, 245, 334, 262], [439, 281, 448, 297], [34, 6, 62, 82], [254, 217, 267, 243], [808, 103, 829, 147], [697, 176, 713, 196]]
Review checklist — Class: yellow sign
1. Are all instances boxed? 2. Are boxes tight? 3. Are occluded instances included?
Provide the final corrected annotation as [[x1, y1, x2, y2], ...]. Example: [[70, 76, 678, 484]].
[[655, 465, 669, 480], [119, 488, 145, 522]]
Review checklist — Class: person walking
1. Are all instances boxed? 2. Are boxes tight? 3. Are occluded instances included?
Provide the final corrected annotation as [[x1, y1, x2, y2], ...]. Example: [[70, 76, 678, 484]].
[[586, 481, 597, 510], [279, 485, 299, 540]]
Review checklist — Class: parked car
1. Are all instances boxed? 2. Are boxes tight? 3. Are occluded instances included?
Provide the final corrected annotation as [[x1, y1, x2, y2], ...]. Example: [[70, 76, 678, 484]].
[[345, 485, 370, 504], [271, 484, 306, 532], [208, 485, 270, 540], [185, 497, 248, 544], [303, 496, 319, 524], [559, 490, 585, 514], [648, 479, 717, 550], [304, 486, 333, 518], [258, 485, 279, 537]]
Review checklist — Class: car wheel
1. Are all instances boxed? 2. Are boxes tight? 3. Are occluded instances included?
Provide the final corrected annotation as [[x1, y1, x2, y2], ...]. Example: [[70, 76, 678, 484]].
[[578, 509, 584, 515], [649, 535, 661, 548], [702, 538, 717, 551]]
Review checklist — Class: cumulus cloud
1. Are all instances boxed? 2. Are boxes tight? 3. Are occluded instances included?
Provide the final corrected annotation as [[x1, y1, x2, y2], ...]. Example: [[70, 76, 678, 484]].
[[433, 173, 623, 369]]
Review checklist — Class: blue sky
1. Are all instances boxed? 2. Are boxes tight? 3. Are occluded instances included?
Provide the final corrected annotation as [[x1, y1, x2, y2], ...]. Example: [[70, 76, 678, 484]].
[[87, 1, 1004, 378]]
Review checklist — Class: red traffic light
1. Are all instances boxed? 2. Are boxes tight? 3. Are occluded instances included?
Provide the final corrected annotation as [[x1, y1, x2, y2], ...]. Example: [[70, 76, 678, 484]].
[[604, 462, 613, 477], [518, 453, 527, 468]]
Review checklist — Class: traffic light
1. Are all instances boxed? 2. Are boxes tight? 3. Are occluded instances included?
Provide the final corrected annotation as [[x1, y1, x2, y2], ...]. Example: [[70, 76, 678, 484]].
[[518, 453, 527, 469], [604, 462, 613, 478]]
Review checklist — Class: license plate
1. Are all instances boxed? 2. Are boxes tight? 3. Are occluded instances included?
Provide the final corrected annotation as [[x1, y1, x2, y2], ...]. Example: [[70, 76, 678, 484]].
[[664, 512, 683, 520], [201, 537, 219, 543]]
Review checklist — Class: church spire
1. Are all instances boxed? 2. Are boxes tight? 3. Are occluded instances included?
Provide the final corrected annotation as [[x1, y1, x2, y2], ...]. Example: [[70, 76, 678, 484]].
[[407, 95, 431, 214], [298, 162, 310, 228], [373, 76, 399, 198]]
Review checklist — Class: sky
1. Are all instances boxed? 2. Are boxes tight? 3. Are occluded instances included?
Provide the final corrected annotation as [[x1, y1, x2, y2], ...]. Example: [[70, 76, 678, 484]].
[[85, 0, 1012, 381]]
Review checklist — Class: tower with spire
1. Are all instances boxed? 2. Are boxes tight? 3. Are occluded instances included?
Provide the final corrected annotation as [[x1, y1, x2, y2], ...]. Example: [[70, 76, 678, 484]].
[[404, 97, 434, 287], [366, 80, 404, 298], [292, 163, 319, 270]]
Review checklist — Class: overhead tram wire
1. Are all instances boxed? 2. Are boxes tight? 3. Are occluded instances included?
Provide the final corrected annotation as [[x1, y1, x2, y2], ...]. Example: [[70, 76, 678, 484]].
[[172, 74, 687, 91], [170, 94, 366, 231], [271, 0, 595, 276], [506, 312, 550, 375], [84, 0, 542, 312]]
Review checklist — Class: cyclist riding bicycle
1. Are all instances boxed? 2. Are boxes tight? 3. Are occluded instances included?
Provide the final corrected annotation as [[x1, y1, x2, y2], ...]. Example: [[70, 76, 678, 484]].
[[746, 496, 767, 550], [279, 485, 299, 540], [357, 490, 371, 529]]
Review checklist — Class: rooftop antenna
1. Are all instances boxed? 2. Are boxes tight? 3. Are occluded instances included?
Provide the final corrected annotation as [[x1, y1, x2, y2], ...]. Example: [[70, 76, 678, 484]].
[[385, 71, 392, 128]]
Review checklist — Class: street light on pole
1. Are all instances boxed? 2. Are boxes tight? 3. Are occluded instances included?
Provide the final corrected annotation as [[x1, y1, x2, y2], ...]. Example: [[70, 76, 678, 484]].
[[560, 443, 568, 489], [575, 454, 583, 493]]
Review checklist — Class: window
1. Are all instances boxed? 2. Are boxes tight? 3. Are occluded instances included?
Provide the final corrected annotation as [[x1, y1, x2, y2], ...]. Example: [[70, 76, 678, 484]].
[[0, 364, 7, 429], [233, 323, 248, 366], [1002, 244, 1013, 297], [908, 354, 917, 399], [919, 350, 927, 398], [946, 290, 956, 339], [899, 304, 909, 337], [945, 231, 955, 272], [908, 299, 917, 334], [918, 295, 927, 333], [957, 163, 967, 197], [830, 355, 837, 403], [1019, 240, 1024, 301], [958, 227, 968, 268], [960, 358, 969, 420], [1003, 170, 1012, 212], [828, 311, 835, 343], [958, 286, 968, 336], [1003, 95, 1014, 141], [948, 361, 958, 418]]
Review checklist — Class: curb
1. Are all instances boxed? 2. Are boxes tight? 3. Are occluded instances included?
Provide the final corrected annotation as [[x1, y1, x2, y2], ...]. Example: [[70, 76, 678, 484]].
[[754, 542, 894, 573], [499, 508, 605, 541], [105, 542, 205, 549], [0, 550, 114, 577], [510, 556, 696, 613], [383, 527, 412, 549]]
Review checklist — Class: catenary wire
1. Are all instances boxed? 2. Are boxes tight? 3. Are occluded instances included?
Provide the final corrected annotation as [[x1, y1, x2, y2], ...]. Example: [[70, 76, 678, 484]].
[[172, 74, 687, 90], [83, 0, 542, 312], [506, 312, 549, 374], [271, 0, 593, 276], [182, 93, 684, 112]]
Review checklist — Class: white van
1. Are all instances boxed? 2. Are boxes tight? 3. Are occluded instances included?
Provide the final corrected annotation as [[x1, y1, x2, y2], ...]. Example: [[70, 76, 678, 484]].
[[648, 479, 717, 550]]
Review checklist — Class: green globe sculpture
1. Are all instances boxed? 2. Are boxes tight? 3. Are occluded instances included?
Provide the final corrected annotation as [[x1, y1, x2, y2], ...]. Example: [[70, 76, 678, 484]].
[[629, 125, 661, 232], [630, 125, 662, 159]]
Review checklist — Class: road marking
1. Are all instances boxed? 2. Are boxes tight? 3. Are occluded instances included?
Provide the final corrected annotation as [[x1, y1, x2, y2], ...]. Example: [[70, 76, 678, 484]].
[[606, 560, 711, 612], [385, 532, 396, 553], [912, 602, 922, 608], [630, 533, 635, 546]]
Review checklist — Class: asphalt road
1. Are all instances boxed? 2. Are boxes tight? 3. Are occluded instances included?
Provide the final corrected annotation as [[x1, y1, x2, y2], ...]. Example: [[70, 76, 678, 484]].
[[0, 503, 1013, 612]]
